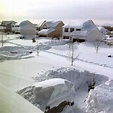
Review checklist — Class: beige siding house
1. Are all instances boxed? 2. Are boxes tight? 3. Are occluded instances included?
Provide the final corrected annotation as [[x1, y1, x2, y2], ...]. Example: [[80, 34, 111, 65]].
[[38, 20, 64, 38]]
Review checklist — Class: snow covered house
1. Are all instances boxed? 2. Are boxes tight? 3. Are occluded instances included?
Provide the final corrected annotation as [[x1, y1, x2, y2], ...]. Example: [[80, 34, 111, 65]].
[[63, 20, 102, 42], [38, 20, 64, 38], [1, 21, 16, 32], [12, 20, 36, 38]]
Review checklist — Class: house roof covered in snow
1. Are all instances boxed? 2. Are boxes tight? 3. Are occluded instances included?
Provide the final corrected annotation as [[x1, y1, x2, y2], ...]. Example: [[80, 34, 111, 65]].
[[1, 21, 16, 26], [15, 20, 33, 26], [71, 20, 100, 37], [37, 20, 46, 28], [82, 20, 98, 32], [71, 31, 87, 37], [42, 20, 63, 28], [63, 20, 87, 29], [38, 28, 55, 35], [15, 20, 35, 29]]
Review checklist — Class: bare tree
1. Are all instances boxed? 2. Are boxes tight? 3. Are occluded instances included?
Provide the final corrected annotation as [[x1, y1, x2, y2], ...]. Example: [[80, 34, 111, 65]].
[[67, 38, 79, 66], [32, 38, 40, 56], [0, 32, 5, 47], [36, 42, 40, 56], [94, 39, 101, 53]]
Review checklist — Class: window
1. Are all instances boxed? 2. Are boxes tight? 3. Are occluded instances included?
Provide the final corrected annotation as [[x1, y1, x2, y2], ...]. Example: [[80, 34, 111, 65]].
[[64, 28, 68, 32], [70, 28, 74, 32], [76, 28, 81, 31], [15, 25, 19, 27]]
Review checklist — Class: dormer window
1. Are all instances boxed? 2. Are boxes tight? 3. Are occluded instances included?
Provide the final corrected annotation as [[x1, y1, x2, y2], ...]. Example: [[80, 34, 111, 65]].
[[15, 25, 19, 27]]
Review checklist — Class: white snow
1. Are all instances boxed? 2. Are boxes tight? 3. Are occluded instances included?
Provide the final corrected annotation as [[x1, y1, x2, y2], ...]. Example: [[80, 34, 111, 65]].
[[0, 34, 113, 113], [85, 80, 113, 113], [32, 78, 76, 111], [34, 78, 66, 88]]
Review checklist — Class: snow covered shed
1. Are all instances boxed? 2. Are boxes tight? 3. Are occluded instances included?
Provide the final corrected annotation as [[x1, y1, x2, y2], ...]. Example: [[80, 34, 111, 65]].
[[12, 20, 36, 38], [63, 20, 102, 42], [38, 20, 64, 38]]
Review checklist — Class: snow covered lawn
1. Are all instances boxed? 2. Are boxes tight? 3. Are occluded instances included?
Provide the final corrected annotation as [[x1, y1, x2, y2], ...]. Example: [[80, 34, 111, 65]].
[[48, 42, 113, 68]]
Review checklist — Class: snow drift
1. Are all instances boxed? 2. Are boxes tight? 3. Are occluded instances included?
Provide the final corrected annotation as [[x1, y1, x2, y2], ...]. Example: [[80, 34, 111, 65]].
[[18, 67, 109, 113], [18, 78, 76, 112], [85, 80, 113, 113]]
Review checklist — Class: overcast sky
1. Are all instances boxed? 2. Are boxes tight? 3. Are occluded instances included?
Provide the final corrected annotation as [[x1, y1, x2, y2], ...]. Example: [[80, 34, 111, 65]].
[[0, 0, 113, 25]]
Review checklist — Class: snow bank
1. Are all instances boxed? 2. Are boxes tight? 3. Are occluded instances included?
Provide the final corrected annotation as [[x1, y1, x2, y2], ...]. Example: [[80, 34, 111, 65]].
[[85, 80, 113, 113], [18, 78, 76, 112], [34, 67, 109, 112], [18, 67, 109, 113], [35, 67, 108, 90]]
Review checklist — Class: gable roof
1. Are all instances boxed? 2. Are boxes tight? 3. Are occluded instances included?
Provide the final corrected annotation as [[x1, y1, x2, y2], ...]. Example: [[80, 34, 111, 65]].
[[15, 20, 35, 29], [63, 20, 86, 29], [1, 21, 16, 26], [42, 20, 63, 28], [82, 20, 98, 33], [71, 20, 101, 37], [15, 20, 33, 26]]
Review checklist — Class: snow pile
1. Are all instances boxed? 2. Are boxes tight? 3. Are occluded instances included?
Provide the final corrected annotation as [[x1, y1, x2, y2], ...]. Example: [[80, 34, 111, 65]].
[[85, 80, 113, 113], [18, 67, 109, 113], [41, 39, 67, 48], [35, 67, 108, 90], [39, 39, 67, 51], [34, 67, 108, 112], [0, 46, 34, 61], [18, 78, 76, 112]]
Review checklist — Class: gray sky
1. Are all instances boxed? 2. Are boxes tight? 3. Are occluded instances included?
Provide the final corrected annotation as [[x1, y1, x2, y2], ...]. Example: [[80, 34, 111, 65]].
[[0, 0, 113, 25]]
